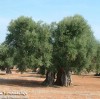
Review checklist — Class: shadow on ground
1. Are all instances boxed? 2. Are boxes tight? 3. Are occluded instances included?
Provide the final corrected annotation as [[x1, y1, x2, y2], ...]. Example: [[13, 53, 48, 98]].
[[0, 78, 66, 88], [21, 74, 45, 78], [0, 78, 45, 88], [93, 76, 100, 78]]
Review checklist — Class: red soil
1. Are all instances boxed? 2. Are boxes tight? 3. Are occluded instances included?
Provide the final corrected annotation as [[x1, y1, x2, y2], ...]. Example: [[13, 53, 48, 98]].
[[0, 71, 100, 99]]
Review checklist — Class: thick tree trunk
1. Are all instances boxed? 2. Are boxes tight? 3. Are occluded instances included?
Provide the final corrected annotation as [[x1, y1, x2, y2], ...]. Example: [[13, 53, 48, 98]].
[[42, 71, 55, 86], [55, 68, 72, 86], [6, 67, 12, 74], [54, 68, 63, 86], [39, 65, 46, 75], [0, 66, 5, 71], [66, 70, 72, 86]]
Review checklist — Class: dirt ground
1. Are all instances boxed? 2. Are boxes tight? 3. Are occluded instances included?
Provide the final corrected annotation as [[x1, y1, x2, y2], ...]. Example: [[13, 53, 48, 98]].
[[0, 70, 100, 99]]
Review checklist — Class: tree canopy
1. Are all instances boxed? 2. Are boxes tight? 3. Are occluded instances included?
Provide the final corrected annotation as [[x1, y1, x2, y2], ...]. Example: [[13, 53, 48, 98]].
[[6, 16, 52, 73], [53, 15, 96, 72], [0, 14, 99, 86]]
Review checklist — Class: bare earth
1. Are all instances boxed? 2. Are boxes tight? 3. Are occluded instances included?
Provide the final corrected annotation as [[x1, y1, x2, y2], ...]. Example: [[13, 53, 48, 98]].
[[0, 71, 100, 99]]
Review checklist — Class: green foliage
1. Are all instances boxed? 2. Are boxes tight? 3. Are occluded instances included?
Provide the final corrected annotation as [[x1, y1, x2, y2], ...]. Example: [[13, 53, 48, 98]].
[[6, 16, 37, 72], [0, 44, 13, 68], [6, 16, 52, 72], [95, 42, 100, 73], [3, 15, 99, 75], [53, 15, 96, 73]]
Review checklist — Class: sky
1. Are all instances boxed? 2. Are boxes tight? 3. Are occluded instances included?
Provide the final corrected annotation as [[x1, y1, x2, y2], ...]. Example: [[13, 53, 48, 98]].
[[0, 0, 100, 44]]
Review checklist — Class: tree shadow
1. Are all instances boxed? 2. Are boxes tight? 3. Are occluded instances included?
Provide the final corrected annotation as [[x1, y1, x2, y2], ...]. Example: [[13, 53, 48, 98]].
[[21, 74, 46, 78], [0, 73, 79, 88], [0, 78, 64, 89], [0, 78, 45, 88], [93, 76, 100, 78]]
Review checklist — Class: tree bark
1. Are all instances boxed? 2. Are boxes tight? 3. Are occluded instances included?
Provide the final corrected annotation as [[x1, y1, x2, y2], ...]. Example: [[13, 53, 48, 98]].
[[42, 71, 55, 86], [55, 68, 72, 86], [6, 67, 12, 74], [54, 68, 63, 86]]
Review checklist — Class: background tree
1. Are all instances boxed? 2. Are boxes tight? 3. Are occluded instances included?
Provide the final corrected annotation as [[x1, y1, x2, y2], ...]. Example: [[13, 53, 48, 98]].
[[0, 43, 13, 73], [6, 16, 38, 73], [41, 22, 58, 85], [95, 41, 100, 75], [6, 17, 53, 76]]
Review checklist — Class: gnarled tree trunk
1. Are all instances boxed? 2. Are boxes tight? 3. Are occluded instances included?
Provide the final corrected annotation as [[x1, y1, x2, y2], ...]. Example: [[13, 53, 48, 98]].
[[55, 68, 72, 86], [6, 67, 12, 74], [42, 70, 55, 86]]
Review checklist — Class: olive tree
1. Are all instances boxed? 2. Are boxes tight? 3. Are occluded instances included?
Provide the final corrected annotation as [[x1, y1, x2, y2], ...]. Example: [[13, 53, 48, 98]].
[[0, 43, 13, 73], [53, 15, 95, 86], [6, 16, 53, 76]]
